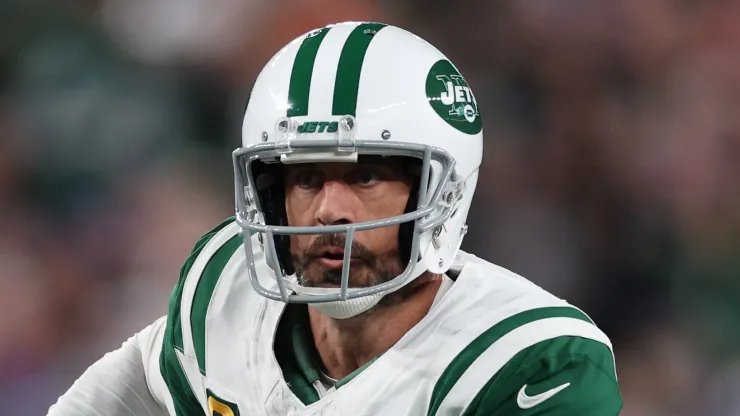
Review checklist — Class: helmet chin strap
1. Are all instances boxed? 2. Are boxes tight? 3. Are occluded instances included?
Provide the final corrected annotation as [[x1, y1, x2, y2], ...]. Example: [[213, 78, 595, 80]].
[[288, 260, 429, 320]]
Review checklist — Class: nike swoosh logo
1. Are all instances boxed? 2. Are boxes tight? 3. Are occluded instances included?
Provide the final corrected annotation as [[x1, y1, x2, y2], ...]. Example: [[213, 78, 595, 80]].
[[516, 382, 571, 409]]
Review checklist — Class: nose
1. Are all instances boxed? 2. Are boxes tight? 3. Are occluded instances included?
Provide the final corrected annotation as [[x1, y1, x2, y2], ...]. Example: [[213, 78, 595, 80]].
[[314, 180, 357, 226]]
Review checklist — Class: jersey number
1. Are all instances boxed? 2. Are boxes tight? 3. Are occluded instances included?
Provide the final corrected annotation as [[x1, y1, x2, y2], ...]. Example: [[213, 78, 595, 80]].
[[207, 389, 240, 416]]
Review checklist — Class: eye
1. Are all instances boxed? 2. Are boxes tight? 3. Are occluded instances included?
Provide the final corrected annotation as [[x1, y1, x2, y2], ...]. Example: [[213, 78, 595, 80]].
[[292, 170, 324, 189], [348, 168, 380, 187]]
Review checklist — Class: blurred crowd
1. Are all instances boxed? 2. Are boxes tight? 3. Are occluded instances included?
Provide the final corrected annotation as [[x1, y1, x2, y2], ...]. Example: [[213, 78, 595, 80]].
[[1, 1, 738, 414]]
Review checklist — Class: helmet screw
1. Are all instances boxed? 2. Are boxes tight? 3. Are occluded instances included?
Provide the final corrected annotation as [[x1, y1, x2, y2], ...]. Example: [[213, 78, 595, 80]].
[[460, 224, 468, 236], [340, 116, 355, 131], [433, 226, 443, 238], [261, 131, 268, 142], [445, 192, 454, 204], [381, 130, 391, 140], [438, 258, 444, 267], [277, 118, 289, 132]]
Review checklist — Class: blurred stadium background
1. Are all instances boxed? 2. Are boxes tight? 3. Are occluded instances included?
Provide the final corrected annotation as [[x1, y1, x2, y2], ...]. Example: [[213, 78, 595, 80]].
[[1, 1, 739, 414]]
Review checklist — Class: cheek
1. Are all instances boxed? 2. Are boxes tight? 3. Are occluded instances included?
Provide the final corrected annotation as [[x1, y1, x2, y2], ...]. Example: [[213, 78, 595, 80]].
[[357, 224, 401, 252], [285, 188, 313, 226], [360, 183, 411, 219], [285, 190, 315, 253], [383, 182, 413, 217], [290, 234, 313, 253], [354, 182, 411, 251]]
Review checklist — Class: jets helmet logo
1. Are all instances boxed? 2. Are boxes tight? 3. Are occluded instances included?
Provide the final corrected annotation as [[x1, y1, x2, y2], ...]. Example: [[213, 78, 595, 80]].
[[426, 60, 482, 134], [438, 74, 477, 123], [297, 121, 339, 134]]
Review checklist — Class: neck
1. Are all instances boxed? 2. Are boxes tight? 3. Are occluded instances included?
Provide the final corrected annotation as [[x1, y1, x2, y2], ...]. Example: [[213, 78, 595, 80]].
[[308, 273, 443, 380]]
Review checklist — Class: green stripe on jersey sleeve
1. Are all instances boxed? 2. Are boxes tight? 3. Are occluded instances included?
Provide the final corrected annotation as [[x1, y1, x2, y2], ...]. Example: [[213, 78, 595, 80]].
[[191, 234, 243, 374], [462, 337, 622, 415], [332, 22, 387, 117], [159, 217, 236, 416], [287, 27, 332, 117], [427, 306, 595, 416]]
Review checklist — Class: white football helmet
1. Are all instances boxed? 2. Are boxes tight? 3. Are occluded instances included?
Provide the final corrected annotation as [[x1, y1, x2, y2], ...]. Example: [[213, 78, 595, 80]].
[[234, 21, 483, 319]]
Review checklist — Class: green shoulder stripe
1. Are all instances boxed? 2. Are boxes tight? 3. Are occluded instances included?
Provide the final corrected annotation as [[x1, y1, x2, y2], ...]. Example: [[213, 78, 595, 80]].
[[159, 216, 236, 416], [461, 337, 619, 415], [191, 234, 243, 374], [427, 306, 593, 416]]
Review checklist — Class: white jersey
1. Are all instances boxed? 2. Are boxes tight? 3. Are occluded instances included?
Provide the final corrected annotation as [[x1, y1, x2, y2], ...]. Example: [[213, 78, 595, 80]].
[[49, 218, 622, 415]]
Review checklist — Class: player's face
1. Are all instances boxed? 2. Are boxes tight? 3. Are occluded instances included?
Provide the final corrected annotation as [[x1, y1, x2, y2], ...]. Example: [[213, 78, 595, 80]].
[[285, 157, 414, 288]]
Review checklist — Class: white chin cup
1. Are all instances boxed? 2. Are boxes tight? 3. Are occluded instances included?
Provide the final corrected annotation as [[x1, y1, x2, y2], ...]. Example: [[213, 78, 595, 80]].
[[288, 260, 427, 319], [287, 282, 383, 320], [309, 294, 385, 320]]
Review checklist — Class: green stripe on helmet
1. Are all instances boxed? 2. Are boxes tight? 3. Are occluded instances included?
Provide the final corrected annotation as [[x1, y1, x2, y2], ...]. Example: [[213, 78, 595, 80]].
[[287, 27, 332, 117], [332, 22, 387, 117]]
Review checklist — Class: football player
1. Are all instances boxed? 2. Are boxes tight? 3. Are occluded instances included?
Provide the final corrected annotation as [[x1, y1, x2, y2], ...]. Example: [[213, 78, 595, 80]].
[[48, 22, 623, 415]]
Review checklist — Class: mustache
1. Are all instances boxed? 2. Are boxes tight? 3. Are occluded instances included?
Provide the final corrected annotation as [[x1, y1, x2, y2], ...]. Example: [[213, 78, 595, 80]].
[[294, 234, 403, 289], [302, 233, 374, 263]]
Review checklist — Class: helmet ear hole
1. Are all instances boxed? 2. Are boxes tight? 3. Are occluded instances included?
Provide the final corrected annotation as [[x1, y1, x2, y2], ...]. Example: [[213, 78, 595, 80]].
[[449, 207, 459, 219]]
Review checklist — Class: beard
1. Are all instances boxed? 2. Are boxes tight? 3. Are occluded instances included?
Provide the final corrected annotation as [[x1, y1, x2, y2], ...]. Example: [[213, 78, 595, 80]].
[[292, 233, 404, 291]]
